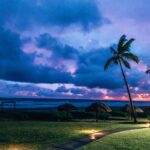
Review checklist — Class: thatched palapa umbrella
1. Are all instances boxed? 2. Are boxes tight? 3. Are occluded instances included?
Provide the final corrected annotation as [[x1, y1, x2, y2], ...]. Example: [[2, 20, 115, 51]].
[[121, 104, 143, 119], [57, 103, 77, 121], [121, 104, 143, 113], [86, 102, 112, 122]]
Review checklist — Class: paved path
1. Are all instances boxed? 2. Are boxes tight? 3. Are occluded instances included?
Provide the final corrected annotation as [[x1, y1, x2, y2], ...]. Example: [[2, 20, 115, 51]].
[[46, 127, 145, 150]]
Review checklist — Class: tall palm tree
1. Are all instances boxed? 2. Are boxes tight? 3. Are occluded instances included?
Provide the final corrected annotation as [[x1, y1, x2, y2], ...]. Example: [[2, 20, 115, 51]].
[[104, 35, 140, 123], [146, 69, 150, 74]]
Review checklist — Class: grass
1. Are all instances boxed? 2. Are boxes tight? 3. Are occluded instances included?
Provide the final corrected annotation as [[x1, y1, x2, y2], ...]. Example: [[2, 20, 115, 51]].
[[79, 128, 150, 150], [0, 119, 149, 150]]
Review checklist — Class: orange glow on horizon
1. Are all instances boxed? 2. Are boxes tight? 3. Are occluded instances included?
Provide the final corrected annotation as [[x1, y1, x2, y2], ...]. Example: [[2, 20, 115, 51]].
[[102, 93, 150, 101]]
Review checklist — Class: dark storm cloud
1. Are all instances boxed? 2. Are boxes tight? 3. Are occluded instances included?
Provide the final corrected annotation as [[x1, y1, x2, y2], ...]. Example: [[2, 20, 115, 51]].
[[0, 0, 106, 31], [73, 49, 124, 89], [0, 27, 143, 90], [36, 33, 79, 59], [0, 0, 149, 99], [0, 27, 33, 81], [0, 26, 147, 91], [0, 27, 72, 83], [73, 45, 149, 90], [35, 33, 125, 89]]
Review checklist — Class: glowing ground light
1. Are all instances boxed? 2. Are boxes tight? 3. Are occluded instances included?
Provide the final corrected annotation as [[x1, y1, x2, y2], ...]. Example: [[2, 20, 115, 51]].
[[90, 134, 96, 140], [89, 132, 105, 140], [6, 145, 33, 150], [8, 147, 19, 150], [147, 123, 150, 128]]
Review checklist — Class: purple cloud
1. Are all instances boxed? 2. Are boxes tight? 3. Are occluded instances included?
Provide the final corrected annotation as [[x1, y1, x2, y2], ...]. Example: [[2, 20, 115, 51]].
[[0, 0, 149, 100]]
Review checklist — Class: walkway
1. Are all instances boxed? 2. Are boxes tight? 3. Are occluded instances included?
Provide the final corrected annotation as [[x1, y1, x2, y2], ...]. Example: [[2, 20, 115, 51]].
[[46, 127, 145, 150]]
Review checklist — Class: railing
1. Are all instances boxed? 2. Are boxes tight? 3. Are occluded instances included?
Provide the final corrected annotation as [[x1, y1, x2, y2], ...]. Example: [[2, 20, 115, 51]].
[[0, 101, 16, 112]]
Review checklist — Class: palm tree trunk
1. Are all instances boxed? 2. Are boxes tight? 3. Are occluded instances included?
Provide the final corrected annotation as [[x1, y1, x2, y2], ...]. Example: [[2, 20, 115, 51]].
[[118, 60, 137, 123]]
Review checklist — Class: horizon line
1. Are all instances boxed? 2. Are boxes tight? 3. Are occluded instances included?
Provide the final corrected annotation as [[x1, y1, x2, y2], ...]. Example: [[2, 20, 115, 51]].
[[0, 97, 150, 102]]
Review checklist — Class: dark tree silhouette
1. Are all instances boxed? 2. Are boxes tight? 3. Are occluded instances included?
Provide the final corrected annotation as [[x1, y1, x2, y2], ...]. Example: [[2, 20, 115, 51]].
[[57, 103, 77, 121], [86, 102, 112, 122], [104, 35, 140, 123]]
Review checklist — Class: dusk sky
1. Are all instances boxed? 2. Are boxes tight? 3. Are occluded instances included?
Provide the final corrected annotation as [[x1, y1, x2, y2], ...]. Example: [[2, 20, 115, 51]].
[[0, 0, 149, 100]]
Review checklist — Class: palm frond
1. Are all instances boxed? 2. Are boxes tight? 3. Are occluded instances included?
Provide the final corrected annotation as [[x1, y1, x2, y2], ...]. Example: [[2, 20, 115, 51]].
[[146, 69, 150, 74], [117, 35, 127, 51], [121, 58, 131, 69], [123, 52, 140, 64], [110, 47, 117, 55], [104, 57, 115, 70], [120, 38, 135, 54]]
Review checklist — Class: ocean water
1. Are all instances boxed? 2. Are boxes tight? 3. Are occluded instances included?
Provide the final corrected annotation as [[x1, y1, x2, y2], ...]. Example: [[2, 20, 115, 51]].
[[0, 98, 150, 109]]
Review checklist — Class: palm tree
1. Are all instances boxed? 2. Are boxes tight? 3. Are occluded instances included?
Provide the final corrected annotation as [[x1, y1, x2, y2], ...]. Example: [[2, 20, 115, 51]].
[[146, 69, 150, 74], [104, 35, 140, 123], [57, 103, 77, 121], [86, 102, 112, 122]]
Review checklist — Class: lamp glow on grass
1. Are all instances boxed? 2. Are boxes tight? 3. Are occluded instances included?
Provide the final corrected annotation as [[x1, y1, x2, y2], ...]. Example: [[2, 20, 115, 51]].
[[79, 128, 150, 150]]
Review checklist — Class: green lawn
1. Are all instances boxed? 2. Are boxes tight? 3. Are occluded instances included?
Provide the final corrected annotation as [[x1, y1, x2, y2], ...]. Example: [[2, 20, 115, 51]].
[[79, 128, 150, 150], [0, 120, 148, 150]]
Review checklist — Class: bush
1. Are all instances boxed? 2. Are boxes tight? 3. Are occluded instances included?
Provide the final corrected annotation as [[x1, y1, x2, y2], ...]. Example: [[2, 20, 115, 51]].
[[144, 107, 150, 118], [0, 112, 61, 121], [99, 112, 110, 120], [110, 110, 127, 117], [57, 111, 73, 121], [136, 112, 147, 118], [71, 111, 94, 119], [0, 112, 18, 121]]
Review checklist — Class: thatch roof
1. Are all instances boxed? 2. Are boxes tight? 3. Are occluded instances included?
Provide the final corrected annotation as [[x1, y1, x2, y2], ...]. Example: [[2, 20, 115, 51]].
[[86, 102, 112, 113], [57, 103, 77, 111], [121, 104, 143, 113], [135, 108, 144, 113]]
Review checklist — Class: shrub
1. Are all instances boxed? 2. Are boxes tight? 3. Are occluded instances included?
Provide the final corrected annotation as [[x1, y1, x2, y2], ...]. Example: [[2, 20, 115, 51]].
[[99, 112, 110, 120], [0, 112, 60, 121], [136, 112, 147, 118], [110, 110, 127, 117], [71, 111, 94, 119]]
